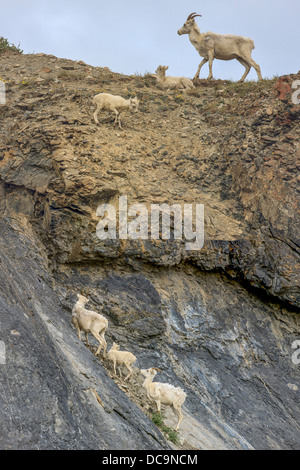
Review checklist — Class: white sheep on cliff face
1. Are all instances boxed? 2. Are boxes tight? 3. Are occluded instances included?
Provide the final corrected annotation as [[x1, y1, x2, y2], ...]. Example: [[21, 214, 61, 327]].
[[71, 293, 108, 357], [93, 92, 139, 129], [141, 367, 186, 431], [107, 342, 137, 381], [177, 12, 262, 82]]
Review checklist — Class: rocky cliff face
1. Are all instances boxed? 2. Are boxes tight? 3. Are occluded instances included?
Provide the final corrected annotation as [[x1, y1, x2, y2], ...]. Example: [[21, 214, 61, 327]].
[[0, 51, 299, 450]]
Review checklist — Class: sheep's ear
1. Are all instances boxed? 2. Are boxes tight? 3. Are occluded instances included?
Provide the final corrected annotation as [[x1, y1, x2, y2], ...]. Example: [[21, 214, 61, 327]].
[[166, 66, 169, 70]]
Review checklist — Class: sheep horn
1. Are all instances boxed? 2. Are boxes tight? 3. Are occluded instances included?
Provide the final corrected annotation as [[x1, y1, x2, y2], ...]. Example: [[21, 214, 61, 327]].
[[187, 12, 202, 20], [152, 367, 162, 372], [186, 12, 196, 20], [191, 13, 202, 19]]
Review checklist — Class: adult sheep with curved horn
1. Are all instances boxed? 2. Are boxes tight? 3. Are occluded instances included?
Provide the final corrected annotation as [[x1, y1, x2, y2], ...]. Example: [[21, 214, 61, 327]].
[[177, 12, 262, 82]]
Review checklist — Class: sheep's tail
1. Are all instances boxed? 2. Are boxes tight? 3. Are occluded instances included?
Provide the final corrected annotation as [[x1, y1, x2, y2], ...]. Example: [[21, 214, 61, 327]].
[[248, 38, 255, 50], [177, 390, 187, 406]]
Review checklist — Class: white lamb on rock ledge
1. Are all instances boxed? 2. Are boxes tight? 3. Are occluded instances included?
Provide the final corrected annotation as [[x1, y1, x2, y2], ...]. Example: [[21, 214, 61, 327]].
[[93, 92, 139, 129], [71, 293, 108, 357], [107, 342, 137, 381], [141, 367, 187, 431]]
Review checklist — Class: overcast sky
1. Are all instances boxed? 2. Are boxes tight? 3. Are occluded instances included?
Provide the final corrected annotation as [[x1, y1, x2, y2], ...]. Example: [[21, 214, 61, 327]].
[[1, 0, 299, 81]]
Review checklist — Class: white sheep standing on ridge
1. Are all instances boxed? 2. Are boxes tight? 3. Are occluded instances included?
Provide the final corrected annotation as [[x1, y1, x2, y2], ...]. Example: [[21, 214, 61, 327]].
[[71, 293, 108, 357], [93, 92, 139, 129], [155, 65, 195, 90], [177, 12, 263, 82], [141, 367, 187, 431], [107, 342, 137, 381]]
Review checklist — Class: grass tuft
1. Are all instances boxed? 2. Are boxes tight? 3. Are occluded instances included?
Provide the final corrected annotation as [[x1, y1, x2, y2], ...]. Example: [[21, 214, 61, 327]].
[[151, 412, 180, 445], [0, 37, 23, 54]]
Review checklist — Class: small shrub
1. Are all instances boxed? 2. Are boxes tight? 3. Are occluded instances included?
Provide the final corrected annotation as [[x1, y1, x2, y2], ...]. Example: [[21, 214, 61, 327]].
[[166, 429, 180, 445], [0, 37, 23, 54], [174, 93, 185, 103], [151, 412, 180, 445], [19, 80, 32, 87], [152, 411, 164, 427]]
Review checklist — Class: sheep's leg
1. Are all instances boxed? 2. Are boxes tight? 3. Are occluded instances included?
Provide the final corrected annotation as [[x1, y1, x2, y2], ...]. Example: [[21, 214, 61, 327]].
[[108, 358, 117, 375], [236, 58, 251, 82], [76, 327, 82, 341], [95, 342, 103, 356], [93, 105, 101, 124], [117, 113, 123, 129], [99, 331, 107, 357], [193, 58, 208, 80], [85, 332, 89, 346], [124, 364, 133, 381], [91, 332, 105, 356], [249, 58, 262, 81], [113, 109, 119, 126], [207, 50, 214, 80], [90, 326, 107, 356], [238, 55, 262, 82], [173, 404, 183, 431], [155, 400, 161, 413]]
